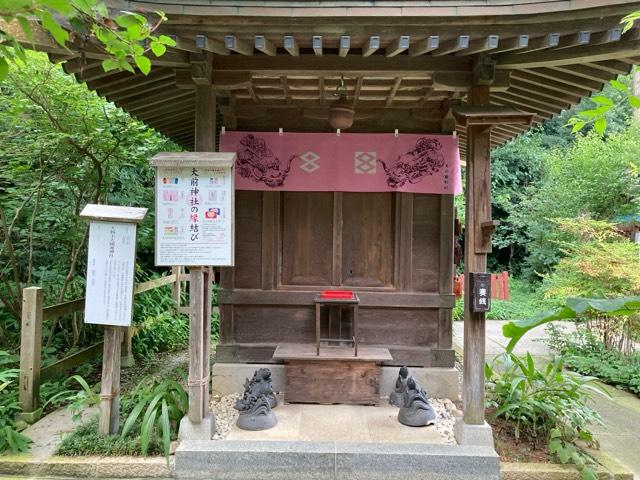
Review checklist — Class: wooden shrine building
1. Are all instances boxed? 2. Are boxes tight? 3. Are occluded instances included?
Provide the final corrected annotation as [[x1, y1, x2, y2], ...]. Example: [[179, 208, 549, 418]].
[[10, 0, 640, 447]]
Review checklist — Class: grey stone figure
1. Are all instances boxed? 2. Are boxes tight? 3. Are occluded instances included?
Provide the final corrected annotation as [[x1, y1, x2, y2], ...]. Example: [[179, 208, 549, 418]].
[[234, 368, 278, 431], [389, 366, 409, 407], [398, 377, 436, 427], [235, 393, 277, 431]]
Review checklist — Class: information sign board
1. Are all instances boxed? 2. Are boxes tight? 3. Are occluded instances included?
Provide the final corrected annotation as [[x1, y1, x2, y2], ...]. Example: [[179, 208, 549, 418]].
[[84, 221, 137, 326], [154, 165, 234, 266]]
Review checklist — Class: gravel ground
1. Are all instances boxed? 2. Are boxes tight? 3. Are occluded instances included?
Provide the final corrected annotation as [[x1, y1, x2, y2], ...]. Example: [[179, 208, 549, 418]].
[[209, 393, 457, 444]]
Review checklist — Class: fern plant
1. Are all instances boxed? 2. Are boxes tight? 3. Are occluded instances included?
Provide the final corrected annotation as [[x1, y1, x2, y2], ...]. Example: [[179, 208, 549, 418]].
[[0, 368, 32, 453]]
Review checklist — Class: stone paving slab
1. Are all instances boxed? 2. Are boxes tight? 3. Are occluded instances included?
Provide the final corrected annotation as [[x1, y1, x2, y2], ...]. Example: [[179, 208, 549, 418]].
[[174, 440, 500, 480]]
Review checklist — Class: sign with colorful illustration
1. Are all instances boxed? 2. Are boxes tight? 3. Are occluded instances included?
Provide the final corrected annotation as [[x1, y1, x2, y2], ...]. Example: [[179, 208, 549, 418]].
[[84, 221, 137, 326], [154, 165, 234, 266], [220, 131, 462, 194]]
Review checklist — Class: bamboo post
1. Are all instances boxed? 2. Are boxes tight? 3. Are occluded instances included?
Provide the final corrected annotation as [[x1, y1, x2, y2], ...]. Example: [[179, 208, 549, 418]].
[[18, 287, 43, 423], [99, 326, 124, 434]]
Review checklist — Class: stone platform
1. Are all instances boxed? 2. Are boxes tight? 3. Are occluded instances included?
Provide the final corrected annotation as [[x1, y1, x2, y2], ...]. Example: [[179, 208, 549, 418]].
[[175, 440, 500, 480]]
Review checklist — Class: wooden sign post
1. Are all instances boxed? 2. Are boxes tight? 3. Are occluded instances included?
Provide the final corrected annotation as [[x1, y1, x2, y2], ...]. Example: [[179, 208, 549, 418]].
[[149, 152, 235, 439], [80, 204, 147, 435]]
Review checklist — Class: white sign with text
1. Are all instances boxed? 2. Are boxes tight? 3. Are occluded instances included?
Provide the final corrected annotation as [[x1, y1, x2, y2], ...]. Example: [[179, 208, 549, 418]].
[[84, 221, 137, 326]]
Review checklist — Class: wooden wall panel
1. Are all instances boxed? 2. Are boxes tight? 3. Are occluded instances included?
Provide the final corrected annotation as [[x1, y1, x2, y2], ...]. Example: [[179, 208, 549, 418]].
[[341, 193, 395, 287], [412, 194, 441, 292], [233, 306, 315, 343], [356, 308, 439, 348], [281, 192, 334, 286], [233, 191, 263, 289]]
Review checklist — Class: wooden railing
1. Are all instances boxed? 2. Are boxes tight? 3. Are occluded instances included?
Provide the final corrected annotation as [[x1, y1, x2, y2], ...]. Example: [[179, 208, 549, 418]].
[[453, 271, 510, 301], [18, 267, 191, 417]]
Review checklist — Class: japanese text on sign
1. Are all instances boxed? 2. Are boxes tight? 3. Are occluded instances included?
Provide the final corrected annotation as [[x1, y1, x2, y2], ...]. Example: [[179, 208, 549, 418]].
[[84, 221, 136, 326]]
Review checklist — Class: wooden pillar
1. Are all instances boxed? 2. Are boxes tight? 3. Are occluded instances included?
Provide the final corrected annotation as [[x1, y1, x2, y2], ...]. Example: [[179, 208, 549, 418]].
[[120, 327, 134, 367], [99, 326, 124, 434], [18, 287, 43, 418], [462, 85, 492, 426], [186, 69, 216, 423]]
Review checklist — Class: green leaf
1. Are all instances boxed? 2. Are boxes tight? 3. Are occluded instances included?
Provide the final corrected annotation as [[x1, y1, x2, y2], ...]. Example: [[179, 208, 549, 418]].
[[158, 34, 176, 47], [40, 0, 75, 14], [160, 399, 170, 459], [581, 467, 598, 480], [115, 12, 146, 28], [121, 400, 146, 438], [591, 95, 613, 106], [594, 117, 606, 136], [127, 23, 144, 41], [134, 55, 151, 75], [150, 41, 166, 57], [140, 408, 157, 456], [40, 10, 70, 47], [571, 121, 586, 133], [101, 58, 120, 72], [610, 79, 628, 92], [0, 57, 8, 82], [629, 95, 640, 108], [16, 15, 32, 41]]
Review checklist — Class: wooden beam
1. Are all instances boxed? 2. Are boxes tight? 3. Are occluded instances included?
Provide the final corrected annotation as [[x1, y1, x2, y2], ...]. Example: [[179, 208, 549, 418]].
[[555, 31, 591, 50], [131, 96, 195, 117], [591, 27, 623, 45], [354, 76, 363, 105], [462, 85, 490, 427], [193, 35, 228, 55], [19, 288, 43, 416], [491, 92, 561, 116], [585, 60, 630, 75], [432, 35, 470, 56], [339, 36, 351, 57], [213, 54, 472, 76], [362, 36, 380, 57], [319, 77, 325, 105], [386, 77, 402, 107], [550, 64, 615, 83], [432, 71, 510, 92], [313, 35, 323, 56], [254, 35, 276, 56], [120, 89, 194, 111], [280, 76, 291, 104], [510, 70, 591, 97], [170, 36, 200, 53], [520, 67, 603, 91], [504, 86, 572, 110], [224, 35, 254, 56], [284, 35, 299, 56], [409, 36, 439, 57], [497, 38, 640, 69], [490, 35, 528, 54], [92, 69, 174, 95], [107, 78, 176, 103], [509, 80, 581, 104], [456, 35, 499, 56], [517, 33, 560, 53], [386, 35, 410, 57]]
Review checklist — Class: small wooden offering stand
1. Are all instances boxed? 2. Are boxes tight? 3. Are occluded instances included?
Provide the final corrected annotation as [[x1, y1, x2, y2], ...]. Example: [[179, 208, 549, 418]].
[[314, 290, 360, 356], [274, 290, 392, 405]]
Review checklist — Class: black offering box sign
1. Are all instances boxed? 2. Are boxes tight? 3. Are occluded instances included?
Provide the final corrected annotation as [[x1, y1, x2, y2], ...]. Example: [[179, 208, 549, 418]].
[[470, 272, 491, 313]]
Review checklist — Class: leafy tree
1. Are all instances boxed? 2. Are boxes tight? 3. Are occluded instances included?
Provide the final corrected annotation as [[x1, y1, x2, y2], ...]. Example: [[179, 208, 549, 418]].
[[0, 52, 179, 349], [0, 0, 175, 81], [508, 127, 640, 279]]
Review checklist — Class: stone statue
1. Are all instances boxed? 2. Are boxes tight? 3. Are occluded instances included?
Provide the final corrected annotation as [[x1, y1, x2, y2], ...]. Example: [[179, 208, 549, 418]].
[[235, 393, 277, 431], [398, 377, 436, 427], [234, 368, 278, 431], [235, 367, 278, 411], [389, 366, 409, 407]]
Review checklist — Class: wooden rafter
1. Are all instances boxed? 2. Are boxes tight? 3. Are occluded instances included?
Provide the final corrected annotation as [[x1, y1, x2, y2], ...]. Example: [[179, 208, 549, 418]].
[[386, 77, 402, 107]]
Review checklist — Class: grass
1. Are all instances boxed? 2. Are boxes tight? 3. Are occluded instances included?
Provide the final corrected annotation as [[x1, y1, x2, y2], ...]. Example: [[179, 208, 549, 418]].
[[56, 417, 163, 456], [454, 277, 556, 321]]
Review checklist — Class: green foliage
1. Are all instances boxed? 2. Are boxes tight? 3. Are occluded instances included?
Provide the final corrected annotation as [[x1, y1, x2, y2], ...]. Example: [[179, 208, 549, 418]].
[[510, 128, 640, 279], [546, 325, 640, 396], [0, 0, 170, 81], [132, 271, 189, 360], [43, 375, 100, 421], [541, 219, 640, 299], [502, 296, 640, 354], [0, 364, 31, 453], [56, 417, 163, 456], [120, 379, 187, 457], [487, 350, 605, 479], [58, 378, 188, 458], [0, 52, 179, 353]]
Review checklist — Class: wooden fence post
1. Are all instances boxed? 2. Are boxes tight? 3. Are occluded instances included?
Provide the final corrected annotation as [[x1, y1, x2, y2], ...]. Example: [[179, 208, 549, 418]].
[[120, 327, 134, 368], [18, 287, 43, 423], [172, 265, 182, 312]]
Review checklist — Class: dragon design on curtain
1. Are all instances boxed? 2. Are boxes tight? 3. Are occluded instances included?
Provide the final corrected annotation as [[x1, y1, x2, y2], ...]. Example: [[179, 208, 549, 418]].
[[377, 138, 445, 188]]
